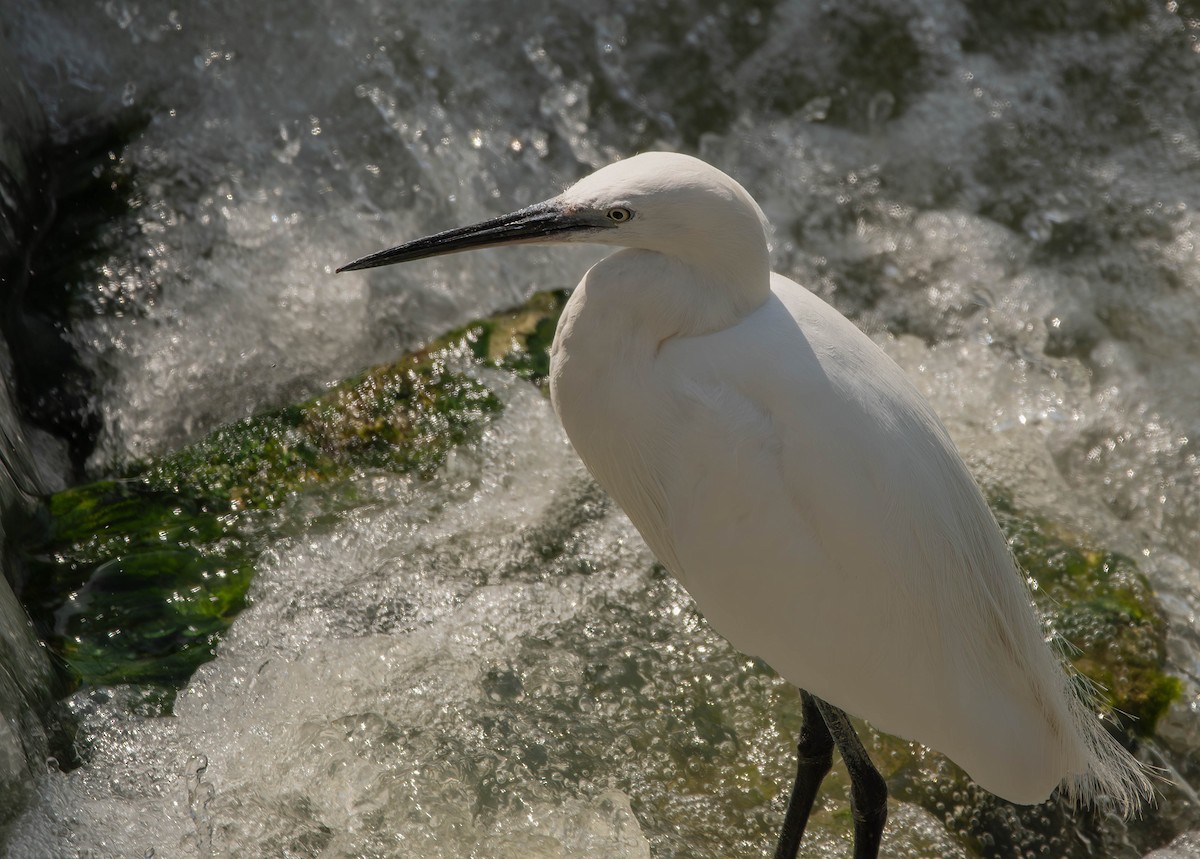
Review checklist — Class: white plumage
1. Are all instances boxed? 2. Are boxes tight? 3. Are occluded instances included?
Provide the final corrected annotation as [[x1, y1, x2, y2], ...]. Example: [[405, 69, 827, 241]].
[[339, 151, 1151, 853], [547, 152, 1147, 810]]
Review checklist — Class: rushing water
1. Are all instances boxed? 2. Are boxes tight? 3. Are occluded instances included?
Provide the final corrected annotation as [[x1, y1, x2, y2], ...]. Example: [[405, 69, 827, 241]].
[[3, 0, 1200, 856]]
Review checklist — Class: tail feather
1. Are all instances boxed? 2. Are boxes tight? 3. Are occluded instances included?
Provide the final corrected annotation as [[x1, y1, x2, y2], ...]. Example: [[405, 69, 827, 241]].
[[1058, 664, 1155, 816]]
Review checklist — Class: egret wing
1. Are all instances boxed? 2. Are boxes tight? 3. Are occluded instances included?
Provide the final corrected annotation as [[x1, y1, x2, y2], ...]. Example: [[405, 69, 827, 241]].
[[652, 275, 1080, 802]]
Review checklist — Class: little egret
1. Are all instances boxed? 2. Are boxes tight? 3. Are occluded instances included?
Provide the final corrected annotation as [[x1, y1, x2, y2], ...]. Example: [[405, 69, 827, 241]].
[[338, 152, 1151, 857]]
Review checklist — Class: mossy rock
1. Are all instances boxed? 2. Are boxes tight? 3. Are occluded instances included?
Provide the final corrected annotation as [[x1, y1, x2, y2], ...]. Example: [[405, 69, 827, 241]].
[[990, 491, 1180, 739], [15, 290, 569, 692], [435, 288, 567, 389]]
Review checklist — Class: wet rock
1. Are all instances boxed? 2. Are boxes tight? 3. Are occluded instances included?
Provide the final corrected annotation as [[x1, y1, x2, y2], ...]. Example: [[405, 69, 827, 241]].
[[12, 291, 574, 691]]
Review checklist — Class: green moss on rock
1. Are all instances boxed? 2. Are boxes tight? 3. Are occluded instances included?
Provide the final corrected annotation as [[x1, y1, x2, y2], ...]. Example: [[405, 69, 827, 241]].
[[431, 288, 569, 389], [17, 291, 570, 691], [20, 480, 251, 688], [990, 492, 1180, 738], [139, 351, 501, 510]]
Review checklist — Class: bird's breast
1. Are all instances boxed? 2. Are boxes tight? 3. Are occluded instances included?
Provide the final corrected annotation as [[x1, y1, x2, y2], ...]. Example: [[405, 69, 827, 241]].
[[550, 280, 686, 574]]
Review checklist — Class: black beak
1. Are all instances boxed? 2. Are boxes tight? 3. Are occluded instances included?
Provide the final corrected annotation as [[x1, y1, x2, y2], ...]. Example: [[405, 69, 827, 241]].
[[337, 201, 609, 273]]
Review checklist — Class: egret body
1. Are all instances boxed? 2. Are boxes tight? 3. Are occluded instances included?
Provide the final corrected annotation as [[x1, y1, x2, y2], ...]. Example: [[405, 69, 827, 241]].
[[338, 152, 1151, 857]]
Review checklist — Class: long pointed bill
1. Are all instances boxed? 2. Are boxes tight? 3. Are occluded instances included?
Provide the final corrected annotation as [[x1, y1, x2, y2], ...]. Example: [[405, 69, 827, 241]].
[[337, 201, 610, 273]]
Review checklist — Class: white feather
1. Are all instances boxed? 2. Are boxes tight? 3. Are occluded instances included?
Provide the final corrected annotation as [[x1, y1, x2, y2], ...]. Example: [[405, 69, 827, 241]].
[[549, 152, 1151, 812]]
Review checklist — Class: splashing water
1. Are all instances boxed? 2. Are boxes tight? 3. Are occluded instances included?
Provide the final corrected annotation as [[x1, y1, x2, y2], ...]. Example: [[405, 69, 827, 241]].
[[4, 0, 1200, 855]]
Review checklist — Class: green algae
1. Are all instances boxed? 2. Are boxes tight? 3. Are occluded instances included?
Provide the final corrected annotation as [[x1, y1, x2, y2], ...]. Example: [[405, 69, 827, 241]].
[[990, 492, 1180, 739], [434, 288, 568, 390], [139, 351, 500, 511], [19, 479, 250, 688], [17, 291, 569, 692]]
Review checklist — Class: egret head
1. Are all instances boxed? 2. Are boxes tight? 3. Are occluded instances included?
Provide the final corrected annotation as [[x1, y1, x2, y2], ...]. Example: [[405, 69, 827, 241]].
[[337, 152, 770, 290], [555, 152, 770, 262]]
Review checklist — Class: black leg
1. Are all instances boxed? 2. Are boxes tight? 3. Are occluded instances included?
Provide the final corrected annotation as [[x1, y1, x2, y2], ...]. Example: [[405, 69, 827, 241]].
[[773, 690, 835, 859], [813, 698, 888, 859]]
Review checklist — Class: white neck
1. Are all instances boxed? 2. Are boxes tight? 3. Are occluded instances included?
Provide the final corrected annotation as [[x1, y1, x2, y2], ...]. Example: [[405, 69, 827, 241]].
[[573, 247, 770, 348]]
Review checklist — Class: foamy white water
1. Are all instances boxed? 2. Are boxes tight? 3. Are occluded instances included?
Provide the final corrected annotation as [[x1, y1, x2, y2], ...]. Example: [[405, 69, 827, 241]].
[[3, 0, 1200, 855]]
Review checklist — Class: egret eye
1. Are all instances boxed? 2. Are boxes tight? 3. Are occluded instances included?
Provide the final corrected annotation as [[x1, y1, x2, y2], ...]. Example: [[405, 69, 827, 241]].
[[606, 207, 633, 223]]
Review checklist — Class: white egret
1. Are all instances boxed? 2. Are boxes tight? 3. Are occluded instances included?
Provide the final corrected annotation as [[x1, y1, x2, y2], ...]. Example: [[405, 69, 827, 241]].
[[338, 152, 1151, 858]]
